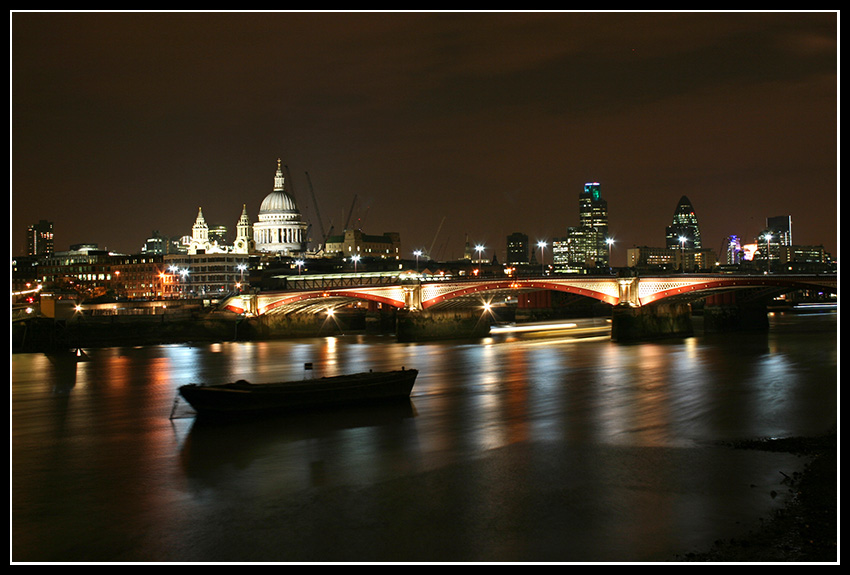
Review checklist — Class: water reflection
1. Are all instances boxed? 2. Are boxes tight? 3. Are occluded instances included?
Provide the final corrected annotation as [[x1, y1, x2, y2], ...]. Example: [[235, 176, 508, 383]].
[[180, 402, 417, 487]]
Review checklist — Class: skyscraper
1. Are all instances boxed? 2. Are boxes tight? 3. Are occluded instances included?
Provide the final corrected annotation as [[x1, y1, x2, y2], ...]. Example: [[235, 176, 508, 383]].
[[579, 183, 608, 242], [577, 182, 609, 267], [665, 196, 702, 250]]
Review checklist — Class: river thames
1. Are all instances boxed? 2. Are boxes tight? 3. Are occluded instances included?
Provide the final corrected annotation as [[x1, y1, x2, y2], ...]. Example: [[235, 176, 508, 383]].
[[11, 311, 837, 563]]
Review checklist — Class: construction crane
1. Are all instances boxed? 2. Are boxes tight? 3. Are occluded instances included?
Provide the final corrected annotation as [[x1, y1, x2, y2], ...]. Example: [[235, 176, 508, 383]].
[[305, 171, 330, 246], [283, 164, 297, 199], [427, 216, 446, 260], [343, 194, 358, 231]]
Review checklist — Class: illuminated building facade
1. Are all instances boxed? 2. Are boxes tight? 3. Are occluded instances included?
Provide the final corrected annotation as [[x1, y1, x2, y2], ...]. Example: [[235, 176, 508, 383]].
[[627, 245, 717, 272], [163, 253, 251, 298], [37, 246, 168, 299], [324, 229, 400, 259], [552, 238, 569, 272], [109, 254, 167, 299], [553, 227, 599, 274], [665, 195, 702, 250]]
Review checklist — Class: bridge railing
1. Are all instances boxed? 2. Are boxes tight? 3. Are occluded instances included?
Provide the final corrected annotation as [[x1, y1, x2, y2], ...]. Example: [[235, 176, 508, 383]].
[[276, 271, 445, 290]]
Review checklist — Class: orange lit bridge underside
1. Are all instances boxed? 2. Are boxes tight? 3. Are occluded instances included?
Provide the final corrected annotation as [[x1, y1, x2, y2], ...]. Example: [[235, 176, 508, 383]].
[[222, 274, 836, 316]]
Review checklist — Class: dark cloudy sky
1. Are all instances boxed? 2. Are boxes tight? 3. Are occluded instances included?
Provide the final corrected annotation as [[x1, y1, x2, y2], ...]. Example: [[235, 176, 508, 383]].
[[11, 11, 838, 266]]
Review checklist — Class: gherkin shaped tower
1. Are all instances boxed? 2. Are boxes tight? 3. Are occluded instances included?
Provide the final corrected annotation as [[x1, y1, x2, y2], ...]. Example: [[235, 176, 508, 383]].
[[665, 195, 702, 250]]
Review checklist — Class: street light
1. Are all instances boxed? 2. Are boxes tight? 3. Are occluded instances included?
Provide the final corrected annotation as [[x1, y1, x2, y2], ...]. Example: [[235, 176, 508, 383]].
[[537, 240, 547, 275], [295, 259, 304, 275], [352, 254, 360, 273], [413, 250, 422, 272], [606, 237, 615, 272]]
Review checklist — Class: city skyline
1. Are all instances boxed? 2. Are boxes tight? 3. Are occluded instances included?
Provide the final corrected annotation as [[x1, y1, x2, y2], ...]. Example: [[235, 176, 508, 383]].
[[11, 12, 838, 266]]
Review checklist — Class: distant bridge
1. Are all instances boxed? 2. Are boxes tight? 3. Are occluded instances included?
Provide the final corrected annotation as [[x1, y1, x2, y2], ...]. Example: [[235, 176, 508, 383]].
[[220, 272, 837, 316]]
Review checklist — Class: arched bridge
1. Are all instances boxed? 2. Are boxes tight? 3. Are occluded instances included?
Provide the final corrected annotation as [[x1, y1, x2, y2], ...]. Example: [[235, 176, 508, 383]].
[[221, 272, 837, 316]]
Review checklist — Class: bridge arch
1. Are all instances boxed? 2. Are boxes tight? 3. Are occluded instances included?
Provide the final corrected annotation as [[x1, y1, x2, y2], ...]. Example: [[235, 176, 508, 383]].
[[420, 278, 619, 309], [223, 286, 408, 316], [636, 275, 837, 306]]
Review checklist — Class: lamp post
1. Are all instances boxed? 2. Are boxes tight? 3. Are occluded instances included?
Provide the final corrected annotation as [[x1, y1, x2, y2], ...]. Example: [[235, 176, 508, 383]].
[[537, 240, 547, 275], [606, 237, 614, 272], [158, 272, 166, 299], [414, 250, 422, 272], [475, 244, 485, 265], [765, 233, 772, 274], [179, 268, 189, 298], [678, 236, 688, 273], [352, 254, 360, 273], [295, 259, 304, 275], [167, 265, 179, 298]]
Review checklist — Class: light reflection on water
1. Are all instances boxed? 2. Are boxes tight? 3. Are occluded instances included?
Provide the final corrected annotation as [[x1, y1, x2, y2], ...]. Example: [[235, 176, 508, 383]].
[[12, 313, 836, 562]]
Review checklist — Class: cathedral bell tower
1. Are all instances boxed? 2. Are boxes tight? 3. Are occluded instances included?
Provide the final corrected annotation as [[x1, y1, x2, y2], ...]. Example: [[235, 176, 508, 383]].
[[233, 204, 255, 254]]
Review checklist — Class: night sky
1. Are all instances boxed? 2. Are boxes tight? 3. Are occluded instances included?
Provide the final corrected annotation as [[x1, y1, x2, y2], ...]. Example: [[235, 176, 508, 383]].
[[11, 11, 838, 266]]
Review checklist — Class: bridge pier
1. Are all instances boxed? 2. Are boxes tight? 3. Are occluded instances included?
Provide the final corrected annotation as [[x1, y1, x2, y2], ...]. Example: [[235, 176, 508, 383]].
[[610, 303, 694, 343], [365, 303, 398, 334], [396, 309, 491, 342], [702, 292, 769, 333]]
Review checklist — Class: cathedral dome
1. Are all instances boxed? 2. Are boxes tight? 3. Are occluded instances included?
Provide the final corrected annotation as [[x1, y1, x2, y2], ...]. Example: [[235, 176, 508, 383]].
[[259, 158, 299, 216], [260, 190, 298, 214]]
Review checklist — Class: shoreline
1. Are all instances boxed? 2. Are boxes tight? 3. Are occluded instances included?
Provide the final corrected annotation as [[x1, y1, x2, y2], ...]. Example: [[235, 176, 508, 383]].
[[675, 432, 837, 563]]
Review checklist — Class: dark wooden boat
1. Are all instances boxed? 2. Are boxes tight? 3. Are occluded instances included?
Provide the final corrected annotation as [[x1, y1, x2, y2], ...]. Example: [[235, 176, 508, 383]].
[[177, 368, 418, 417]]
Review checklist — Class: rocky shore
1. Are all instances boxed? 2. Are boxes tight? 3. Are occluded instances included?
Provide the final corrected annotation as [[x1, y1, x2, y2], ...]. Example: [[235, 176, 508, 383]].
[[676, 432, 837, 563]]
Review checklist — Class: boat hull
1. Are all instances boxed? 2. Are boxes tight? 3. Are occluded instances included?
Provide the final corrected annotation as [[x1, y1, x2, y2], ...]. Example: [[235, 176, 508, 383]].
[[178, 369, 418, 417]]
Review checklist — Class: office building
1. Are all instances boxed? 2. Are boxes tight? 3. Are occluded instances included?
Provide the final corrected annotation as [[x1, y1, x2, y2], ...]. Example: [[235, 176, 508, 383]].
[[506, 232, 530, 265], [766, 215, 793, 246], [26, 219, 54, 257], [627, 245, 717, 272]]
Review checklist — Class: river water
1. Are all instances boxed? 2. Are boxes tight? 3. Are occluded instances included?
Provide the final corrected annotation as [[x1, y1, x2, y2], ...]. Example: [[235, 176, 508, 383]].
[[12, 312, 837, 563]]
